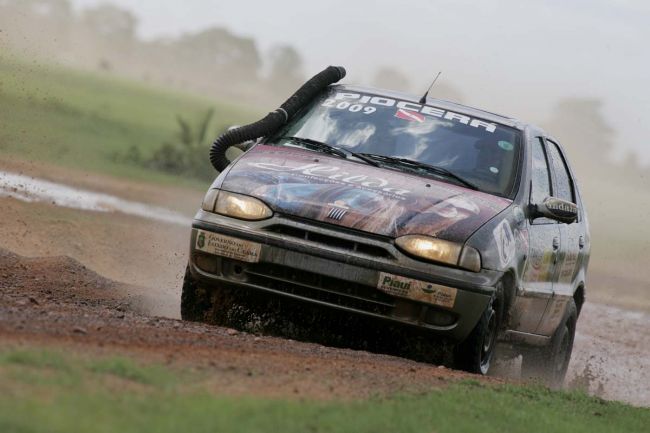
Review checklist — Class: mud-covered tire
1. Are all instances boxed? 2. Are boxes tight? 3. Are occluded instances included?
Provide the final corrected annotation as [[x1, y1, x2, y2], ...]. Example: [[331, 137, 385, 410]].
[[454, 295, 500, 375], [522, 299, 577, 389], [180, 264, 258, 328], [180, 265, 212, 322]]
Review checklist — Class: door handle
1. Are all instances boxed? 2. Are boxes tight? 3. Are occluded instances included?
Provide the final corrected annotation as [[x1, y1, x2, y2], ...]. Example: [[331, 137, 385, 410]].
[[579, 236, 585, 249], [552, 237, 560, 250]]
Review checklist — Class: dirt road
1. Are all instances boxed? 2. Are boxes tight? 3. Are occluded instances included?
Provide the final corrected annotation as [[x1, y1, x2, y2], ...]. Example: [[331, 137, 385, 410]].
[[0, 248, 486, 400], [1, 162, 648, 406]]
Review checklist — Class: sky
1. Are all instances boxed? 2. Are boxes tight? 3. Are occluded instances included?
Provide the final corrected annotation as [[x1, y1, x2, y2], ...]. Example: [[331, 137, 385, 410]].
[[71, 0, 649, 163]]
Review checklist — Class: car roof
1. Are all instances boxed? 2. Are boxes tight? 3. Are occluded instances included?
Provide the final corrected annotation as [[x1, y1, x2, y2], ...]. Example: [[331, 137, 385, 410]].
[[335, 84, 542, 132]]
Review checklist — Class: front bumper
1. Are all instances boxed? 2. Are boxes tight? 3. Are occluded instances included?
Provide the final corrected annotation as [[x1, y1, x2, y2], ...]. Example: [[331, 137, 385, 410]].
[[189, 210, 502, 341]]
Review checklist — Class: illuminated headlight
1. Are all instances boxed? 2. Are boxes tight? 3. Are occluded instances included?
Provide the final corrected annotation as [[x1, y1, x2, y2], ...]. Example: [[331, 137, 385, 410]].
[[395, 235, 481, 272], [201, 189, 272, 221]]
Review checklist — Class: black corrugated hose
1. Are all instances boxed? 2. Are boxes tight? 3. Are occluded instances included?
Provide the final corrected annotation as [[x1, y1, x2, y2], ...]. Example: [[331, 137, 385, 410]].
[[209, 66, 346, 172]]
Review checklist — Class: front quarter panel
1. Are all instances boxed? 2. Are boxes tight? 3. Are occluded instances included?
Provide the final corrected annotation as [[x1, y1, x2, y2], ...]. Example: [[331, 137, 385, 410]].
[[466, 205, 527, 276], [465, 205, 530, 324]]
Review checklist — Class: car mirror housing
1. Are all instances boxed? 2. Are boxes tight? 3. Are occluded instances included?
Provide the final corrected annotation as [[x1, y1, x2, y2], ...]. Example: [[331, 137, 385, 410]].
[[531, 197, 578, 224]]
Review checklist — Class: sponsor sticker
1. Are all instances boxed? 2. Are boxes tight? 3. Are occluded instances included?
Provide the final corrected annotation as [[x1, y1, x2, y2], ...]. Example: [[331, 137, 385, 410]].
[[493, 219, 515, 267], [395, 108, 425, 123], [330, 92, 498, 133], [377, 272, 457, 309], [195, 230, 261, 263], [498, 140, 514, 151]]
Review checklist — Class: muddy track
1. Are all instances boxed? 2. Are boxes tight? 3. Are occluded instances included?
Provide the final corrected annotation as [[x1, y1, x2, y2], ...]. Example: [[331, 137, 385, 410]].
[[0, 164, 648, 406], [0, 248, 494, 400]]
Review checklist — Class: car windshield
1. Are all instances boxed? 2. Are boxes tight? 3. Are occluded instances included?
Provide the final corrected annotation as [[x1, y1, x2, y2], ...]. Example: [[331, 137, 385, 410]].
[[272, 88, 522, 197]]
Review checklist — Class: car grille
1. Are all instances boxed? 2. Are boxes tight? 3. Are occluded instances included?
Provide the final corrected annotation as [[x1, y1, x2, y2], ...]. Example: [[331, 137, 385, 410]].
[[265, 223, 394, 259], [243, 262, 396, 316]]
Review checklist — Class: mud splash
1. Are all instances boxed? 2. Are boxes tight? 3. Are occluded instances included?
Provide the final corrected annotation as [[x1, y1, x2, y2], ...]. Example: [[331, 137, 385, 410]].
[[0, 171, 192, 226], [568, 302, 650, 407]]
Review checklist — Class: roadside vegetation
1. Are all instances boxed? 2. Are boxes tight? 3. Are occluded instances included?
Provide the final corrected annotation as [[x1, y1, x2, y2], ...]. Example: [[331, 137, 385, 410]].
[[1, 348, 647, 433], [0, 54, 255, 188], [113, 108, 230, 182]]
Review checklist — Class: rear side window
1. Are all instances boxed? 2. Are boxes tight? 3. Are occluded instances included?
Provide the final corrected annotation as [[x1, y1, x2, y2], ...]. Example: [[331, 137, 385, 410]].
[[546, 139, 575, 203], [531, 138, 552, 204]]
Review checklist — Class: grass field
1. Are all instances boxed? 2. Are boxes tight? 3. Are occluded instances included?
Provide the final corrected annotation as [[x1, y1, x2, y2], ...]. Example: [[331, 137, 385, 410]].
[[1, 348, 647, 433], [0, 55, 256, 188]]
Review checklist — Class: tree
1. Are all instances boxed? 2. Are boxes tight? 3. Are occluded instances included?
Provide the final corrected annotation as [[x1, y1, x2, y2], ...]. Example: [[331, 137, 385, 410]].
[[0, 0, 74, 55], [78, 3, 138, 70], [267, 44, 305, 94], [81, 4, 137, 44], [171, 27, 261, 83]]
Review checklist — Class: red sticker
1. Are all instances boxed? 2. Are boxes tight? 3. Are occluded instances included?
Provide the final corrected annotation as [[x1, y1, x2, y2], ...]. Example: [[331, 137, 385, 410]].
[[394, 108, 425, 123]]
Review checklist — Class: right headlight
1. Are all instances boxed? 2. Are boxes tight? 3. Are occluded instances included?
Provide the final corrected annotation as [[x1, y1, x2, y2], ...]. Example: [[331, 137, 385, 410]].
[[395, 235, 481, 272], [201, 189, 273, 221]]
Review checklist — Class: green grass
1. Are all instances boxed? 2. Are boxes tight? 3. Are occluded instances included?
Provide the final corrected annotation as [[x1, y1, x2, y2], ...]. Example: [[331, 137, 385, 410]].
[[0, 54, 256, 188], [0, 348, 647, 433]]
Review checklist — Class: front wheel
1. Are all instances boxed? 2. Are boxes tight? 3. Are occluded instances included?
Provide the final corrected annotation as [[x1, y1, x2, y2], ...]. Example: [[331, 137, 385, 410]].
[[521, 299, 577, 389], [180, 265, 210, 322], [454, 295, 500, 375]]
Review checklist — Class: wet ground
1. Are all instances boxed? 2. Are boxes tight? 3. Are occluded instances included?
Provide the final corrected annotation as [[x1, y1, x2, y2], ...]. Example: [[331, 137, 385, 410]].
[[0, 165, 648, 406]]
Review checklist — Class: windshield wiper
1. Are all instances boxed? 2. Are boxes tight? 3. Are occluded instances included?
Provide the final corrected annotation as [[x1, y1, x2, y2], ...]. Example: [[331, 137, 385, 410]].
[[358, 153, 480, 191], [281, 137, 380, 167]]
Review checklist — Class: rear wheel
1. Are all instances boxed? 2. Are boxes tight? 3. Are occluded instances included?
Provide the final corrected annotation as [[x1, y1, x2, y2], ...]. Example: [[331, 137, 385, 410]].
[[454, 295, 500, 375], [521, 299, 577, 389]]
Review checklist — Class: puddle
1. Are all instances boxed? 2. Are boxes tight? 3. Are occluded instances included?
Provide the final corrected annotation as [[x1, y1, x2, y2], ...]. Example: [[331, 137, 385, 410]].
[[0, 171, 192, 226]]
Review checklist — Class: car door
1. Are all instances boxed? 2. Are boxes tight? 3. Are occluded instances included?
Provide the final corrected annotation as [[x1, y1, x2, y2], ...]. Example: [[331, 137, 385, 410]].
[[513, 137, 560, 334], [536, 138, 583, 335]]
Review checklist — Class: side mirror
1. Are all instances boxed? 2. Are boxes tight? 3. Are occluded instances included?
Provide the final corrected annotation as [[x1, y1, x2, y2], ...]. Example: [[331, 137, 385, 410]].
[[531, 197, 578, 224]]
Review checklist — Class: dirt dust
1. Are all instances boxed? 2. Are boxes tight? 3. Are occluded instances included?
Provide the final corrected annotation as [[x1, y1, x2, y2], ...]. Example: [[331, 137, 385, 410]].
[[0, 247, 491, 400]]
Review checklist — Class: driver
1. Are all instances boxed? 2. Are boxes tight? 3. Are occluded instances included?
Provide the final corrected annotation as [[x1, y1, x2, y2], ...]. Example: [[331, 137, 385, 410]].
[[473, 138, 515, 191]]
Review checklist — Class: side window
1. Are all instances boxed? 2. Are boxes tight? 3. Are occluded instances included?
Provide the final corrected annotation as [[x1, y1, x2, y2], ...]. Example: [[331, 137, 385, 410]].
[[546, 139, 575, 204], [531, 137, 552, 205]]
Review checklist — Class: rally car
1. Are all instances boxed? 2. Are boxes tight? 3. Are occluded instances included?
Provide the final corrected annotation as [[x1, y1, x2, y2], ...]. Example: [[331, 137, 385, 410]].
[[181, 67, 590, 384]]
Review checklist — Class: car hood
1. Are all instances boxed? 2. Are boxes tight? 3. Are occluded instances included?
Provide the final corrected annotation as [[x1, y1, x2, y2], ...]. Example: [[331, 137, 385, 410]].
[[220, 145, 511, 243]]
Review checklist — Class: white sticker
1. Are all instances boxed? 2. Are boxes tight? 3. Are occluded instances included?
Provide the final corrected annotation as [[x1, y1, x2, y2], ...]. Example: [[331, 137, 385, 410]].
[[493, 220, 515, 267], [377, 272, 457, 309], [330, 92, 498, 133], [195, 230, 261, 263]]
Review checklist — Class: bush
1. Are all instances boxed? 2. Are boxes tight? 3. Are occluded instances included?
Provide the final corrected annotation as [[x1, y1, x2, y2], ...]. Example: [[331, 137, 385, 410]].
[[117, 108, 225, 181]]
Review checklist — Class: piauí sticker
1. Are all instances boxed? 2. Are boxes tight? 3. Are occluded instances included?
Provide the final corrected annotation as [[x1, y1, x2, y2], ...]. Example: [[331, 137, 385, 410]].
[[377, 272, 457, 308]]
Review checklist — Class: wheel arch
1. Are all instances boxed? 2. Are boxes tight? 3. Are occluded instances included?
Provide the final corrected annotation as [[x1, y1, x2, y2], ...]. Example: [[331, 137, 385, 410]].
[[499, 269, 518, 329], [573, 283, 585, 317]]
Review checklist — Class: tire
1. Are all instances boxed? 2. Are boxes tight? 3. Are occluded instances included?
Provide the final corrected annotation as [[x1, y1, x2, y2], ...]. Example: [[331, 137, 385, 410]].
[[521, 299, 577, 389], [180, 264, 212, 322], [180, 264, 257, 328], [454, 294, 500, 375]]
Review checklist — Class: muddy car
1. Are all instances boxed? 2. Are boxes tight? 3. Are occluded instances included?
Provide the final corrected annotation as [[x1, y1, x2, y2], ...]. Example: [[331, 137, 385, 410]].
[[182, 67, 590, 383]]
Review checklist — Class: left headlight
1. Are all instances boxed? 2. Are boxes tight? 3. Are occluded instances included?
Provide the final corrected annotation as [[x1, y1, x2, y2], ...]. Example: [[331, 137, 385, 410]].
[[395, 235, 481, 272], [201, 189, 273, 221]]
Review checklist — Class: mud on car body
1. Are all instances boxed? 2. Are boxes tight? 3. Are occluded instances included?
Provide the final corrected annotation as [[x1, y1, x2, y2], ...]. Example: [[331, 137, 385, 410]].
[[182, 67, 590, 382]]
